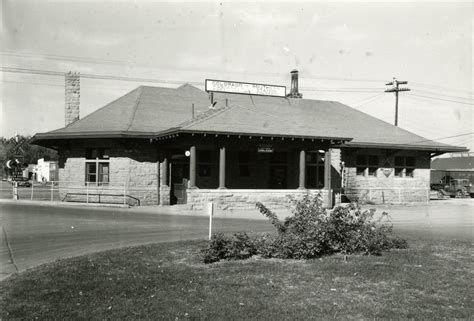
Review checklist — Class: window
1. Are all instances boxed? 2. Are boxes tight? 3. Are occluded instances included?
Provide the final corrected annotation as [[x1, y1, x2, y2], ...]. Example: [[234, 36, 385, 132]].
[[395, 156, 415, 178], [85, 148, 110, 185], [269, 152, 288, 189], [198, 150, 213, 177], [306, 152, 325, 189], [356, 155, 379, 177], [238, 151, 250, 177]]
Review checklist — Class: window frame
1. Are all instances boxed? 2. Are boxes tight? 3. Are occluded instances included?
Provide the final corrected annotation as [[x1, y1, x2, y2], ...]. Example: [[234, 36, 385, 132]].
[[394, 156, 415, 178], [306, 151, 325, 189], [85, 148, 110, 186], [356, 154, 379, 177]]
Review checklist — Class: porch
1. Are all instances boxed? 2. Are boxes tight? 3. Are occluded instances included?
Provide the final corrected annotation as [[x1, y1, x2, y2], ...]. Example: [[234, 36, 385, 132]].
[[156, 134, 336, 209]]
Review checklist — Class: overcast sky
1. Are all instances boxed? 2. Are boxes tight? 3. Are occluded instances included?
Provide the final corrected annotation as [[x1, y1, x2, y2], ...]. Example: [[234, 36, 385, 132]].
[[1, 0, 472, 151]]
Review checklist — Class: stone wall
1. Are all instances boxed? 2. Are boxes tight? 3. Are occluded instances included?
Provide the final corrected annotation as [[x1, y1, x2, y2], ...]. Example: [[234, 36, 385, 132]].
[[186, 188, 330, 210], [58, 140, 159, 205], [342, 148, 431, 204]]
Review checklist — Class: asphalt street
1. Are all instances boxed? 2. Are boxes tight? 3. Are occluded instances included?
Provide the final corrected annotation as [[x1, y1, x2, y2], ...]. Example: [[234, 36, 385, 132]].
[[1, 199, 472, 281], [0, 203, 274, 280]]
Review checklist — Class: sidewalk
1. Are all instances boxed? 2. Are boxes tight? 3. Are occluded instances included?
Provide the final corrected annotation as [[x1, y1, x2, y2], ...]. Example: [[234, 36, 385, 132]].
[[1, 197, 472, 222], [0, 198, 285, 220]]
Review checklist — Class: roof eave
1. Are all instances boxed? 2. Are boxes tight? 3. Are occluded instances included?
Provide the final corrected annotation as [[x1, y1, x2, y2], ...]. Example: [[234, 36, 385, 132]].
[[31, 131, 156, 145], [155, 129, 353, 142], [338, 142, 469, 153]]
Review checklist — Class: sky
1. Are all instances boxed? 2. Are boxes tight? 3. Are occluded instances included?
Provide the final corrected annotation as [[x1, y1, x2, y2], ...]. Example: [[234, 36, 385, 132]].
[[1, 0, 473, 151]]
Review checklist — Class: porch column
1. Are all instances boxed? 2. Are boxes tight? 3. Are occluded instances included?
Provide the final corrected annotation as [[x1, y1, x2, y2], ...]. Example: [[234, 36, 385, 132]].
[[161, 158, 168, 186], [189, 146, 196, 188], [219, 146, 226, 189], [298, 149, 306, 189], [324, 150, 333, 208]]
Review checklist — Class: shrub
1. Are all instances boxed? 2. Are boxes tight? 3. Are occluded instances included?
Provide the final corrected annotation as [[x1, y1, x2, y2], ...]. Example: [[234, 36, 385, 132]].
[[226, 232, 257, 260], [203, 193, 408, 263], [202, 232, 257, 263], [202, 233, 231, 264]]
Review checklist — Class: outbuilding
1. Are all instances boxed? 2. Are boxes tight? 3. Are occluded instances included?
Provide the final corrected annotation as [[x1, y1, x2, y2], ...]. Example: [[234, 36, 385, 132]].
[[31, 72, 467, 208]]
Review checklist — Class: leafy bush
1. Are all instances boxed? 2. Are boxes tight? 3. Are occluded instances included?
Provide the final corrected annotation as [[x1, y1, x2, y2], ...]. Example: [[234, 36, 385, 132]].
[[202, 232, 257, 263], [202, 233, 230, 264], [203, 193, 408, 263]]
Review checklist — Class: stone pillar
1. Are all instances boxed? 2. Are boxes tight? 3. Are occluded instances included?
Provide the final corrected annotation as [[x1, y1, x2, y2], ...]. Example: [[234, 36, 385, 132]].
[[324, 150, 333, 208], [298, 149, 306, 189], [65, 72, 80, 126], [161, 158, 168, 186], [189, 146, 196, 188], [219, 147, 226, 189]]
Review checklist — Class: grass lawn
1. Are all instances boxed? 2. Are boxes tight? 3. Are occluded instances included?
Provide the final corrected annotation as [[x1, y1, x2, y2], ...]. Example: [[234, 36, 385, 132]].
[[0, 233, 472, 320]]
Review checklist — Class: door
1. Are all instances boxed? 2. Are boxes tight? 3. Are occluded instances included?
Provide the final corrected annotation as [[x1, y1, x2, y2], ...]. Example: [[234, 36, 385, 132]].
[[170, 161, 189, 205], [269, 165, 287, 189]]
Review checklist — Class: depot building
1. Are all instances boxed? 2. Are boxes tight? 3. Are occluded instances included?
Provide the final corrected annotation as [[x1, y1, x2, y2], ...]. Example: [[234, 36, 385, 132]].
[[31, 71, 466, 209]]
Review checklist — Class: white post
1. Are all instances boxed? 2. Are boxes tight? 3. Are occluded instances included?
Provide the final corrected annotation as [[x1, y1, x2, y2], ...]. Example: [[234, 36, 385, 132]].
[[398, 189, 401, 203], [50, 181, 54, 202], [369, 189, 372, 202], [13, 182, 18, 200], [31, 181, 34, 200], [208, 202, 214, 240], [123, 183, 126, 205], [86, 182, 89, 204]]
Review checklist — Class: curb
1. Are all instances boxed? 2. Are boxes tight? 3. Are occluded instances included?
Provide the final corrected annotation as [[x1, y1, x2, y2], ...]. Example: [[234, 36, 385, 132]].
[[0, 199, 130, 209]]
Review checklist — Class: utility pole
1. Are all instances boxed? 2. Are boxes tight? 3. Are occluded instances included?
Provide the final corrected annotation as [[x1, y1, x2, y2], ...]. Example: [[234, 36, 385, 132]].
[[384, 78, 410, 126]]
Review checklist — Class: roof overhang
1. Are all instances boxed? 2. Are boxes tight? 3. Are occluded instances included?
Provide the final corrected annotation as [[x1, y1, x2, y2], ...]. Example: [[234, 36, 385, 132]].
[[154, 129, 353, 143], [337, 141, 469, 153], [30, 131, 156, 146]]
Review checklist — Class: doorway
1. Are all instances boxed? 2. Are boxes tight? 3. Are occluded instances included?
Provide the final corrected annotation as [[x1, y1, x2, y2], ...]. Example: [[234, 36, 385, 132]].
[[170, 156, 189, 205]]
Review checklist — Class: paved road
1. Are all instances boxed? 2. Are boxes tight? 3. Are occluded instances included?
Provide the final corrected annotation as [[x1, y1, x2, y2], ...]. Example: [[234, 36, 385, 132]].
[[1, 199, 472, 280], [0, 203, 274, 280], [369, 199, 473, 240]]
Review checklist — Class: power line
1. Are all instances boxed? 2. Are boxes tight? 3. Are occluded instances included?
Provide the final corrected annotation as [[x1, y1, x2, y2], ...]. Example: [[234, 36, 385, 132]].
[[0, 66, 202, 86], [406, 132, 473, 145], [302, 88, 380, 93], [412, 88, 472, 100], [0, 79, 138, 91], [404, 95, 474, 110], [406, 93, 473, 106], [0, 66, 383, 94], [351, 93, 385, 107], [1, 66, 472, 106], [1, 50, 386, 82], [411, 81, 473, 95]]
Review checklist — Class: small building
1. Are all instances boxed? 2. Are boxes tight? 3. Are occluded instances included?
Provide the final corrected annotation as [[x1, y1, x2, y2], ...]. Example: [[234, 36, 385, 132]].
[[36, 158, 59, 182], [31, 72, 467, 208], [431, 154, 474, 185]]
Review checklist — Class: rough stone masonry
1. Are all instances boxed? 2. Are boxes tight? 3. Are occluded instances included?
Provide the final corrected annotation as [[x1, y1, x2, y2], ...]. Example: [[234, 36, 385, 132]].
[[65, 72, 80, 126]]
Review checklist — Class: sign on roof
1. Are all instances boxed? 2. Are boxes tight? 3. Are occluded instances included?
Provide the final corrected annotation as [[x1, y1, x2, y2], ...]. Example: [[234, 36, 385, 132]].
[[205, 79, 286, 97]]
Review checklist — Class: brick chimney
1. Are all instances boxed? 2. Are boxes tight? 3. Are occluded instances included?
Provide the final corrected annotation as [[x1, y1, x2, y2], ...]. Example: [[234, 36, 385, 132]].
[[287, 69, 303, 98], [65, 72, 80, 126]]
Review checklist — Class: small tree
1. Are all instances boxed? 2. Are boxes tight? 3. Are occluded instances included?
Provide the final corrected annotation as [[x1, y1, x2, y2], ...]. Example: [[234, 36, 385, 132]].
[[203, 193, 407, 263]]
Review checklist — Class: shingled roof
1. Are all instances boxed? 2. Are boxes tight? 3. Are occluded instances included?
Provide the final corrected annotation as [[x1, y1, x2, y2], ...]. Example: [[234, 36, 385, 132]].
[[32, 84, 467, 152]]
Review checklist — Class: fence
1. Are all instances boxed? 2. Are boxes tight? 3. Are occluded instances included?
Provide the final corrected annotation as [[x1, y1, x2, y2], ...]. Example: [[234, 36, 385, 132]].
[[344, 187, 430, 204], [1, 180, 158, 206]]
